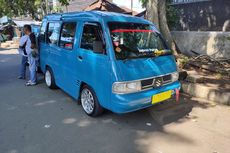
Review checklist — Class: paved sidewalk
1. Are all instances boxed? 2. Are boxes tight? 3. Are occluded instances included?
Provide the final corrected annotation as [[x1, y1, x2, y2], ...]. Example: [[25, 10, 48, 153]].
[[181, 70, 230, 105]]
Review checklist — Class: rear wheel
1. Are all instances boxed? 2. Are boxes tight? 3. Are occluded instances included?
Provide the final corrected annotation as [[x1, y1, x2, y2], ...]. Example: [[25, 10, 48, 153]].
[[80, 85, 104, 117], [45, 67, 57, 89]]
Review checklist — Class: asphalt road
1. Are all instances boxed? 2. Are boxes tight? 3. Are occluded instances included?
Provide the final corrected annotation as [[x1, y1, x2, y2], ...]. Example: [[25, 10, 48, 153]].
[[0, 48, 230, 153]]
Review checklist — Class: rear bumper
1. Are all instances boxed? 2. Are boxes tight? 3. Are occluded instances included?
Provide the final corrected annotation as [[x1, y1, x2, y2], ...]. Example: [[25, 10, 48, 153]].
[[110, 81, 181, 113]]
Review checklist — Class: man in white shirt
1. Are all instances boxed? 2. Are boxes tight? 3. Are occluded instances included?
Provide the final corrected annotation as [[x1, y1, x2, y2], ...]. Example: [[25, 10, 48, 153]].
[[18, 35, 29, 79], [21, 25, 37, 86]]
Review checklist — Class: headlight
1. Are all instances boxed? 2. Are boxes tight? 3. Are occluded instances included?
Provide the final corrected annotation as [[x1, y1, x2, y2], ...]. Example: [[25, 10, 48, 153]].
[[112, 81, 141, 94], [171, 72, 179, 82]]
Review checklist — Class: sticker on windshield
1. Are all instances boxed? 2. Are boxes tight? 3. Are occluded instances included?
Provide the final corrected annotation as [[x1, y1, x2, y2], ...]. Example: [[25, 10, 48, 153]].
[[138, 48, 157, 53], [111, 29, 156, 33], [138, 48, 172, 56]]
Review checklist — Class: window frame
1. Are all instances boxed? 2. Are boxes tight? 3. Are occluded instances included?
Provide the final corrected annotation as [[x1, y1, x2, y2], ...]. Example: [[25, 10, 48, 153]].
[[46, 21, 61, 45], [39, 21, 47, 43], [58, 22, 77, 50], [79, 22, 106, 54]]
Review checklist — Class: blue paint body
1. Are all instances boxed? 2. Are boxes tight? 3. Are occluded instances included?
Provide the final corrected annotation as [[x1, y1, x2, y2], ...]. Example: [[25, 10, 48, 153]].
[[39, 11, 180, 113]]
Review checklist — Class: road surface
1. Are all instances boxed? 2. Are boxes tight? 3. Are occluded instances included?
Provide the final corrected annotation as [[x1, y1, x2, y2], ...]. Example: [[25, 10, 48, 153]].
[[0, 48, 230, 153]]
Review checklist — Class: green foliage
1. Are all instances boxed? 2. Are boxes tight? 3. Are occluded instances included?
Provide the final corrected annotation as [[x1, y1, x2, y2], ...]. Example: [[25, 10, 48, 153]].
[[139, 0, 179, 28], [226, 36, 230, 41], [0, 0, 69, 19], [0, 0, 14, 17], [140, 0, 147, 7], [52, 6, 63, 13], [166, 3, 179, 28], [58, 0, 69, 6], [0, 0, 42, 19]]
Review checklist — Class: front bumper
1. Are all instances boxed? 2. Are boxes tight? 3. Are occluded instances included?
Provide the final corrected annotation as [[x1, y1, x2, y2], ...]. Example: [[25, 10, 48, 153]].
[[110, 81, 181, 113]]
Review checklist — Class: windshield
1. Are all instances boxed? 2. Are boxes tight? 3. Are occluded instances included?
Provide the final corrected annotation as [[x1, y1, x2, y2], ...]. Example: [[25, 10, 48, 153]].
[[108, 22, 172, 60]]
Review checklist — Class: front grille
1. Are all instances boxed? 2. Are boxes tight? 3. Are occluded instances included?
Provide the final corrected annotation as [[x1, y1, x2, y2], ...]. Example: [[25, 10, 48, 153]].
[[163, 74, 171, 83], [141, 74, 172, 89], [141, 78, 153, 87]]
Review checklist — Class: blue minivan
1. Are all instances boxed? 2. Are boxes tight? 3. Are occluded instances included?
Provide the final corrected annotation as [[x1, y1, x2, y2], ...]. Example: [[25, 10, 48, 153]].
[[39, 11, 180, 116]]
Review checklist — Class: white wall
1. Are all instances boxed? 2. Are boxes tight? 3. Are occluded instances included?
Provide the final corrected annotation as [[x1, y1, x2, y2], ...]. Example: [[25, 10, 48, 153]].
[[172, 31, 230, 59]]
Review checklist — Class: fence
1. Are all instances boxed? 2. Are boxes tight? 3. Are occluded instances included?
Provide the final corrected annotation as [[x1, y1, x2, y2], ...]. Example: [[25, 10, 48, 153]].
[[171, 0, 230, 31]]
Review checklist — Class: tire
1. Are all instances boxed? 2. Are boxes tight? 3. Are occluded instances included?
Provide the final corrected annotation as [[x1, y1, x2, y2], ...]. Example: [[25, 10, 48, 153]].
[[45, 67, 57, 89], [80, 85, 104, 117]]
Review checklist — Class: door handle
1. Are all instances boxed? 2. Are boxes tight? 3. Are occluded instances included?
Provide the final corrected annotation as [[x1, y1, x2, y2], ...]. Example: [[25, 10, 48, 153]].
[[78, 56, 83, 60]]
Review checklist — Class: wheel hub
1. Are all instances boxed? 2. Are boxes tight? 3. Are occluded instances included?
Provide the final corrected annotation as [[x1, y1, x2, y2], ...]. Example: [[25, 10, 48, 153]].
[[81, 88, 94, 114], [45, 70, 51, 87]]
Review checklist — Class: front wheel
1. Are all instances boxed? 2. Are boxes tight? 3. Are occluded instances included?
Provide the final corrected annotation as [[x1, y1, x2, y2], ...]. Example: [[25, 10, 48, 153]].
[[80, 85, 104, 117]]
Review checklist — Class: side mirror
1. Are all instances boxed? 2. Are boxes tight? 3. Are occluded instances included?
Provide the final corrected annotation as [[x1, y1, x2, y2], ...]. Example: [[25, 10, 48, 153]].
[[93, 41, 104, 54]]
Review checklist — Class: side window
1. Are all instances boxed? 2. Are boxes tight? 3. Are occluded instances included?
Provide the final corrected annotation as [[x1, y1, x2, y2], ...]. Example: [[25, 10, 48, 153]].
[[59, 22, 76, 50], [39, 21, 47, 42], [47, 22, 61, 45], [80, 23, 105, 53]]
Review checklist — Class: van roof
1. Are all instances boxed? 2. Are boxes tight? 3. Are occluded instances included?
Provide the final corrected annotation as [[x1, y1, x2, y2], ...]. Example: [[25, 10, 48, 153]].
[[44, 11, 153, 25]]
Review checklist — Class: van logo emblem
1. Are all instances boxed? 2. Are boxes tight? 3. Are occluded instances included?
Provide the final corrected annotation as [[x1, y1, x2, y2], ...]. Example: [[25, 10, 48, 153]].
[[153, 77, 163, 87]]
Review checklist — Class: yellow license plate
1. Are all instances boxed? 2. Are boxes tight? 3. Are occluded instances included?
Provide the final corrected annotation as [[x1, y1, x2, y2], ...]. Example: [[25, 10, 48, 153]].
[[152, 90, 172, 104]]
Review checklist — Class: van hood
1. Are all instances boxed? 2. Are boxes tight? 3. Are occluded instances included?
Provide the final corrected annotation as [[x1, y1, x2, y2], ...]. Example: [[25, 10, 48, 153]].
[[116, 55, 177, 81]]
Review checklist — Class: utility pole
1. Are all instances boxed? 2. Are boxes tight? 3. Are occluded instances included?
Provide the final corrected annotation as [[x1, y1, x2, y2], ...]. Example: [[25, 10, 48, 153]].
[[131, 0, 133, 15]]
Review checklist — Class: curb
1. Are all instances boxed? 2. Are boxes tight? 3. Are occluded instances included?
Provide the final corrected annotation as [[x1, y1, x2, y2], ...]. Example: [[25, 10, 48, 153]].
[[181, 81, 230, 105]]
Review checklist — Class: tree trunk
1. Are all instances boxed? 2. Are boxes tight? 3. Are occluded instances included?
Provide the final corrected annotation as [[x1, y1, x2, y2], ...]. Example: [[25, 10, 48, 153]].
[[146, 0, 159, 28], [146, 0, 181, 54], [66, 5, 68, 12], [158, 0, 181, 54]]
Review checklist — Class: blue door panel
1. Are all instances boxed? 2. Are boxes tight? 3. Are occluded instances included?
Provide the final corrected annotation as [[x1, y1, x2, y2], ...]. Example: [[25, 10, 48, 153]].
[[59, 49, 79, 99], [77, 49, 111, 109]]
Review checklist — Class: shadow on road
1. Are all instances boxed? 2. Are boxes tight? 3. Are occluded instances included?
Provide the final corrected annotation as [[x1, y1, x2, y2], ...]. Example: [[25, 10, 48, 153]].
[[0, 47, 217, 153]]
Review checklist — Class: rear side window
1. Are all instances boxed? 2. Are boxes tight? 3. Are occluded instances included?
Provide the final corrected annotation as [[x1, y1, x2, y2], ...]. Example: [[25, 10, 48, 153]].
[[59, 22, 76, 50], [80, 23, 105, 53], [47, 22, 61, 45], [39, 21, 47, 42]]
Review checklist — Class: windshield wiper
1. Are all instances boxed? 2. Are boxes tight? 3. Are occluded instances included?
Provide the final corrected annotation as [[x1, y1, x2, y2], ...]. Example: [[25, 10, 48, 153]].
[[120, 55, 138, 63], [120, 50, 172, 62]]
